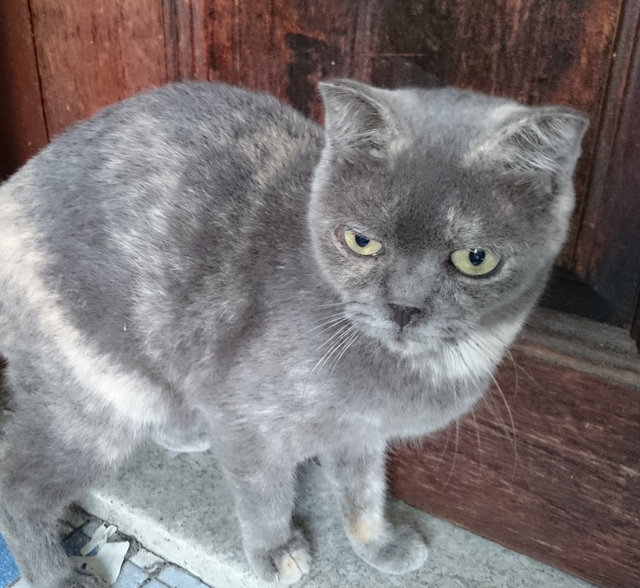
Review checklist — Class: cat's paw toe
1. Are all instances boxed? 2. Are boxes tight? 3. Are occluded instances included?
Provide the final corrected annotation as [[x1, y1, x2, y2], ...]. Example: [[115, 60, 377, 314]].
[[350, 524, 428, 575], [247, 531, 311, 585], [275, 546, 310, 584]]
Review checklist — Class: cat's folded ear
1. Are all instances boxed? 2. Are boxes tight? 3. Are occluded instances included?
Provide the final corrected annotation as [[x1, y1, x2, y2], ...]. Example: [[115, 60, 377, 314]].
[[467, 106, 589, 180], [318, 79, 402, 163]]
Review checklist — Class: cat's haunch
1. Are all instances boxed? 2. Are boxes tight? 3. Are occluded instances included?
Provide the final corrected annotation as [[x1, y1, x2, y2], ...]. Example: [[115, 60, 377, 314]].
[[0, 79, 587, 586]]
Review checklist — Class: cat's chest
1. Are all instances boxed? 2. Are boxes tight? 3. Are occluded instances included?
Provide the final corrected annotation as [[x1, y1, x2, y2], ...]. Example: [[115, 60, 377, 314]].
[[296, 352, 485, 440]]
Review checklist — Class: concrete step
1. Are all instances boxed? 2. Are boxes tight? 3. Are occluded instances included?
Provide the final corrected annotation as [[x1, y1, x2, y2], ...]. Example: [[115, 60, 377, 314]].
[[80, 444, 593, 588]]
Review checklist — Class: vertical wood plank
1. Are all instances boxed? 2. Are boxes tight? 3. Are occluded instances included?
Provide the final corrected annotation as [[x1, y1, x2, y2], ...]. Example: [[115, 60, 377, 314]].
[[30, 0, 169, 137], [572, 2, 640, 328], [170, 0, 380, 121], [163, 0, 212, 81], [0, 0, 48, 177]]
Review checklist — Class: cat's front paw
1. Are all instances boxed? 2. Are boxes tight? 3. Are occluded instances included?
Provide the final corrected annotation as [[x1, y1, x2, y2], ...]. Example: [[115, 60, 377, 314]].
[[348, 523, 428, 575], [246, 530, 311, 585]]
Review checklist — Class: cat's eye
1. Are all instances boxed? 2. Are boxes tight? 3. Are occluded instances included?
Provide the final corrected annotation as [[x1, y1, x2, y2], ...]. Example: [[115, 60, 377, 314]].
[[344, 229, 383, 256], [450, 248, 501, 277]]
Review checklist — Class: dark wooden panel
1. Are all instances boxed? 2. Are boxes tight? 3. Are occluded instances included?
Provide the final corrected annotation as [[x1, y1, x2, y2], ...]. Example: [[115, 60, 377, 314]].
[[166, 0, 379, 121], [163, 0, 212, 81], [572, 1, 640, 329], [30, 0, 169, 137], [0, 0, 48, 178], [388, 333, 640, 588], [634, 297, 640, 351]]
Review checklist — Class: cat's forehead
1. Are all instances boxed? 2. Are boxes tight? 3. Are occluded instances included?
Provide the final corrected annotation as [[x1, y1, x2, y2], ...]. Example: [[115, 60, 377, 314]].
[[378, 155, 504, 250]]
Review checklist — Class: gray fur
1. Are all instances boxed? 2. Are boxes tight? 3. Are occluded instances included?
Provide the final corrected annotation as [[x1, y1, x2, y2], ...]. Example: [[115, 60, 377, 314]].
[[0, 80, 587, 586]]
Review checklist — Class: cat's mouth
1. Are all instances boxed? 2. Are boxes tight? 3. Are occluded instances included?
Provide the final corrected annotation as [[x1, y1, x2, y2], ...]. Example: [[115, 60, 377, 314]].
[[345, 304, 449, 356]]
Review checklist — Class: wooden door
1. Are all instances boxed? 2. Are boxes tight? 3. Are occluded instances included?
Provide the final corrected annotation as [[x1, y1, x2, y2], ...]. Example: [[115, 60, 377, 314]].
[[1, 1, 638, 586]]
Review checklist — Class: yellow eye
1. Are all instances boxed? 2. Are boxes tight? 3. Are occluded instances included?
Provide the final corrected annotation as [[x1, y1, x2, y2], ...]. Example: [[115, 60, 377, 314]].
[[344, 229, 383, 256], [451, 248, 500, 277]]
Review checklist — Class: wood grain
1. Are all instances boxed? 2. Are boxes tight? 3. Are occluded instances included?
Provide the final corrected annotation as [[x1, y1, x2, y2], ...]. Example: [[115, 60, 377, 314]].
[[572, 2, 640, 329], [29, 0, 169, 137], [388, 338, 640, 588], [162, 0, 381, 122], [0, 0, 48, 178]]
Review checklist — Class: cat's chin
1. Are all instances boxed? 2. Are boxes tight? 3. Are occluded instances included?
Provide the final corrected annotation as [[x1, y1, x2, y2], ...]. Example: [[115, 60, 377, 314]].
[[383, 334, 450, 358], [359, 323, 452, 359]]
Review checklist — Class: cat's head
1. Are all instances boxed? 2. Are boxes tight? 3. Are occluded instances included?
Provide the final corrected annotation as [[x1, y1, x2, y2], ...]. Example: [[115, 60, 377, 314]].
[[309, 79, 587, 366]]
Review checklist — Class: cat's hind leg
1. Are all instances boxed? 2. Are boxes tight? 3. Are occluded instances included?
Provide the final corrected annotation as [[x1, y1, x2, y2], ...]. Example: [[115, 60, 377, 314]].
[[0, 370, 142, 587], [0, 417, 112, 586]]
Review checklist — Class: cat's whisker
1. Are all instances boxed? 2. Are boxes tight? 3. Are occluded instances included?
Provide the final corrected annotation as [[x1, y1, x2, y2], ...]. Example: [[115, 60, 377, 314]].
[[312, 302, 347, 310], [445, 337, 517, 470], [439, 423, 453, 459], [306, 314, 349, 336], [301, 324, 355, 394], [465, 336, 518, 456], [462, 338, 515, 449], [478, 391, 509, 438], [510, 351, 541, 387], [508, 350, 520, 401], [469, 407, 483, 461], [312, 322, 353, 353], [329, 331, 360, 374], [309, 330, 350, 375], [443, 419, 460, 488], [489, 371, 519, 474], [307, 325, 355, 377], [324, 327, 352, 361], [325, 216, 380, 224], [310, 310, 348, 323], [327, 332, 356, 375]]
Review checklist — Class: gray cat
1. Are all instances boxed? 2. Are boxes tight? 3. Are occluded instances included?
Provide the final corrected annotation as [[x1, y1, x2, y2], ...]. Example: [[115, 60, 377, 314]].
[[0, 79, 586, 586]]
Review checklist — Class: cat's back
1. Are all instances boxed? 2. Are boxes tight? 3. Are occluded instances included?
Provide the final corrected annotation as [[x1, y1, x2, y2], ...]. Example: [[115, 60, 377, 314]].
[[0, 82, 321, 362]]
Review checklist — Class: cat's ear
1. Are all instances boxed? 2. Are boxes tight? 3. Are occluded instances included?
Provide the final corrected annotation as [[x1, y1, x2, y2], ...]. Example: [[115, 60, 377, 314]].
[[468, 106, 589, 178], [318, 79, 401, 162]]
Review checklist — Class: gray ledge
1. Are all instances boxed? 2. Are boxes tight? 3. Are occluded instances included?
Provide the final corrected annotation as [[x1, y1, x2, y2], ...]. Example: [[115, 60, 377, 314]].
[[80, 444, 593, 587]]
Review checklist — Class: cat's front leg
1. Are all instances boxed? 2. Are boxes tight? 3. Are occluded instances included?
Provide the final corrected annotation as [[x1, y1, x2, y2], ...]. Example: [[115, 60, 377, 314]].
[[320, 444, 428, 575], [222, 462, 310, 585]]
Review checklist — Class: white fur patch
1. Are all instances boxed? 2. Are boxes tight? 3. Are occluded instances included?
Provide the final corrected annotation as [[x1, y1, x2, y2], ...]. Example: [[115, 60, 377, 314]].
[[0, 180, 167, 435], [408, 313, 526, 388]]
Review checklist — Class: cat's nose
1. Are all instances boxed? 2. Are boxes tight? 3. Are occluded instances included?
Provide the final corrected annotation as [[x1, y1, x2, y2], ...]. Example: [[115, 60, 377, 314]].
[[388, 303, 423, 330]]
